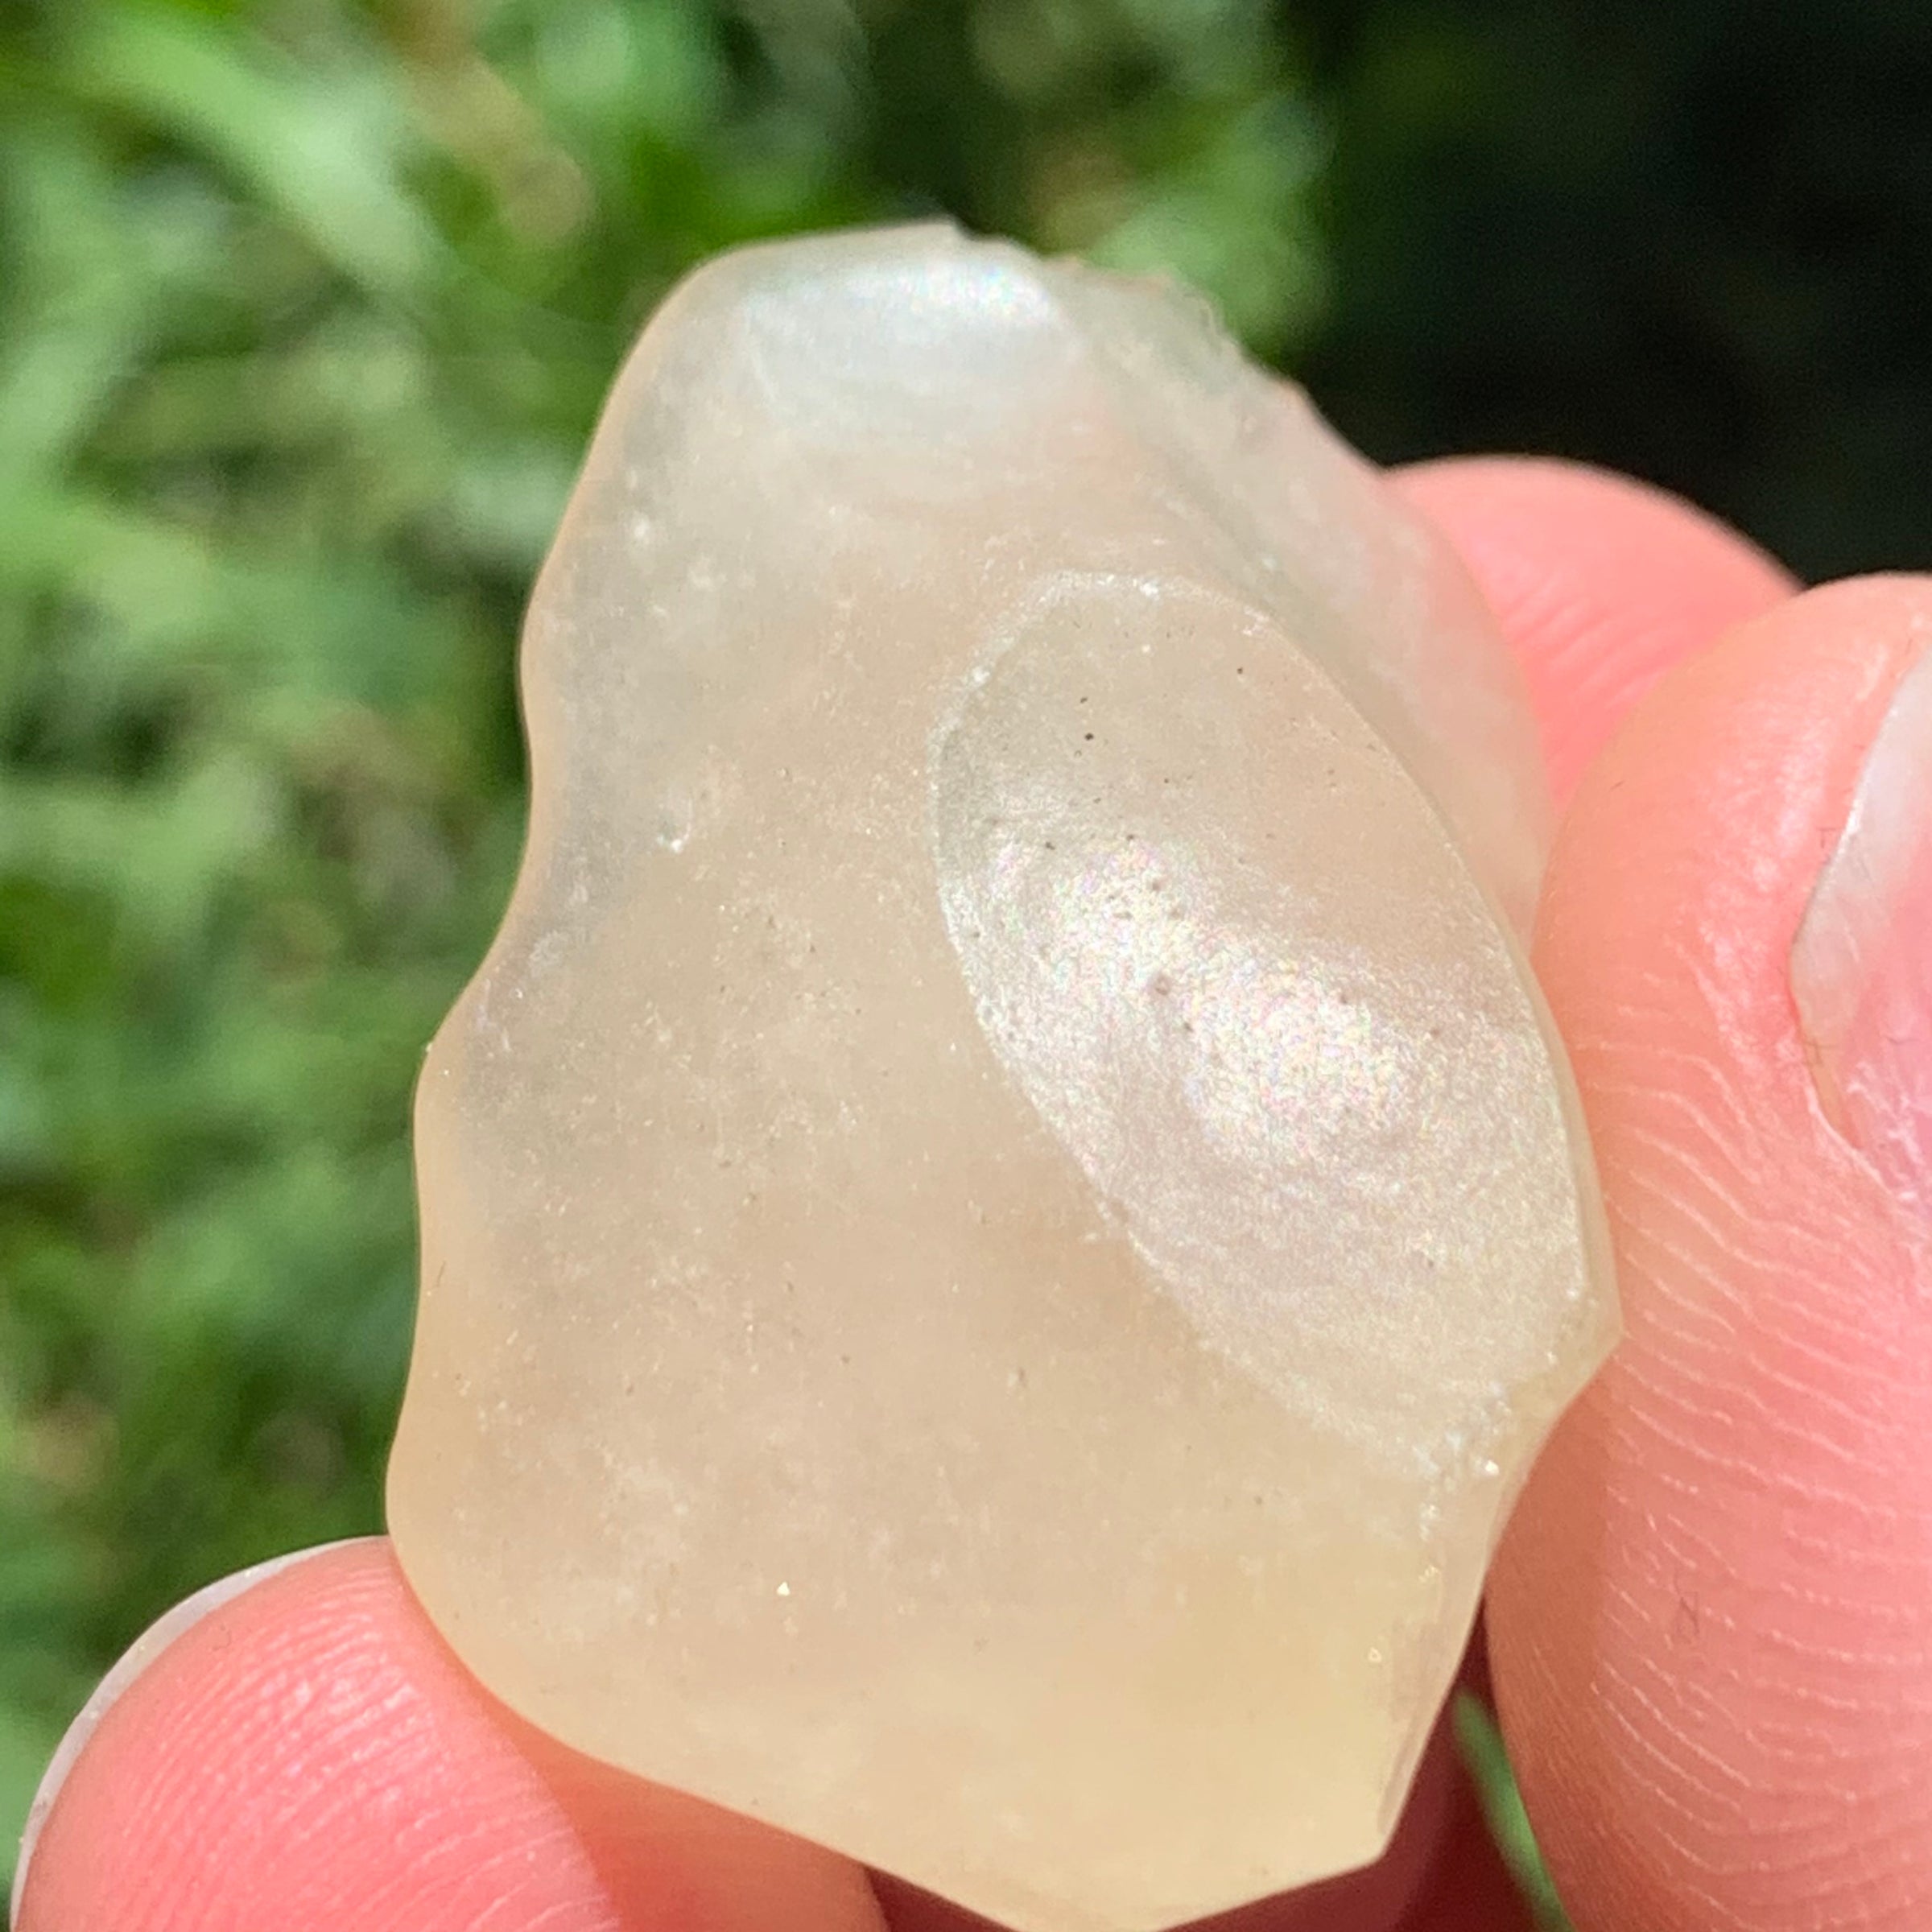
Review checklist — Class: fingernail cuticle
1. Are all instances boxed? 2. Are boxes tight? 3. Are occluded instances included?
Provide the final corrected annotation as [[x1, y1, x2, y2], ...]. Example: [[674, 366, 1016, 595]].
[[1791, 644, 1932, 1209]]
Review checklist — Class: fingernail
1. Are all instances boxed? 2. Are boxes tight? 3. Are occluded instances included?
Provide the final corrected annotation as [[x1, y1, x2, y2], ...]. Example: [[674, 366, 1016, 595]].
[[1792, 645, 1932, 1209], [10, 1539, 370, 1929]]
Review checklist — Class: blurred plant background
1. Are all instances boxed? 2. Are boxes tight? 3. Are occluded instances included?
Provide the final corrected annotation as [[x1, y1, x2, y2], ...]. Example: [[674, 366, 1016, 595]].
[[3, 0, 1930, 1907]]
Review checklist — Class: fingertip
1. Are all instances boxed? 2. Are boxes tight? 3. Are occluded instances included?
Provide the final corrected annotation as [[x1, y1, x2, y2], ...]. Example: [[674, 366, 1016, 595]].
[[1394, 456, 1795, 800], [1489, 574, 1932, 1932], [16, 1541, 883, 1932], [10, 1538, 369, 1926]]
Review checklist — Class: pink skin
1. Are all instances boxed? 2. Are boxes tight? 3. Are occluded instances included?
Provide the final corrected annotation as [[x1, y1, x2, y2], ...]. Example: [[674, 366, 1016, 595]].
[[12, 1543, 885, 1932], [37, 456, 1930, 1932], [1489, 579, 1932, 1932], [1394, 457, 1792, 806]]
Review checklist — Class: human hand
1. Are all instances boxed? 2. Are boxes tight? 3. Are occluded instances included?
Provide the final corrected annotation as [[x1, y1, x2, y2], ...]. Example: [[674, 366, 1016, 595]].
[[16, 456, 1923, 1932]]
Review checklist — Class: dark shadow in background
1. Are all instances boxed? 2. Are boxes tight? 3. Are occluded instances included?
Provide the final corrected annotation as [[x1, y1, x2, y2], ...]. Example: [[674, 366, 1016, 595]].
[[1298, 0, 1932, 584], [866, 0, 1932, 584]]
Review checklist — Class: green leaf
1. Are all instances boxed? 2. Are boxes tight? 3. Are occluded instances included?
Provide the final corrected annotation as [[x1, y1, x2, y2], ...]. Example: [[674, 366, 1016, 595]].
[[1455, 1691, 1576, 1931], [65, 5, 438, 302]]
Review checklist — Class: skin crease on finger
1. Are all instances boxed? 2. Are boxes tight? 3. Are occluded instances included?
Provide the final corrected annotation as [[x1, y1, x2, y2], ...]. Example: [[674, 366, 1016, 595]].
[[10, 458, 1796, 1932], [1489, 578, 1932, 1932]]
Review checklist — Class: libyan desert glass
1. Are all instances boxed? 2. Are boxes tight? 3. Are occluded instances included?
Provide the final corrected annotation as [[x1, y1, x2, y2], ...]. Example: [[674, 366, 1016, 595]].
[[386, 226, 1616, 1932]]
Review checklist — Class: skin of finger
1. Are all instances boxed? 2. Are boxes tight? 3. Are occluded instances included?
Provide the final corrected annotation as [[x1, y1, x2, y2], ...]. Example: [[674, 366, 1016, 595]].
[[16, 460, 1783, 1932], [14, 1541, 886, 1932], [1393, 457, 1794, 805], [1487, 578, 1932, 1932]]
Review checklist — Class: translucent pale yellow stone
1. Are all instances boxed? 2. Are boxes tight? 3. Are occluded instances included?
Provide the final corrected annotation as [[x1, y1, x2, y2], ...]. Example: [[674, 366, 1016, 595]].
[[386, 226, 1616, 1932]]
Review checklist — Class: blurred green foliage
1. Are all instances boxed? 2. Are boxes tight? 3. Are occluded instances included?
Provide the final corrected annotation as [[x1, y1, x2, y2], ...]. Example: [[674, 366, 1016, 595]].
[[0, 0, 1327, 1884], [3, 0, 1931, 1906]]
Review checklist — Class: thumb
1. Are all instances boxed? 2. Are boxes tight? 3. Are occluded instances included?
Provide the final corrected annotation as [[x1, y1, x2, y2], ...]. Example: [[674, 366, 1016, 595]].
[[1488, 578, 1932, 1930]]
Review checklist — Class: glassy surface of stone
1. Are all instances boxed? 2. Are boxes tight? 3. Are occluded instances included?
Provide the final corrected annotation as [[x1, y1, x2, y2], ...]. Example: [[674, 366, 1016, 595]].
[[386, 226, 1617, 1932]]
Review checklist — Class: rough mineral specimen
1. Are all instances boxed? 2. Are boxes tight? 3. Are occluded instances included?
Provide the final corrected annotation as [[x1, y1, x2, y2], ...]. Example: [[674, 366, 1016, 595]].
[[386, 226, 1616, 1932]]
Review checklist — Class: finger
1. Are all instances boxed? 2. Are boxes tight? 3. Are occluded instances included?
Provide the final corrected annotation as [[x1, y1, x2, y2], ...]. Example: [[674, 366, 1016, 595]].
[[12, 1539, 884, 1932], [1394, 456, 1794, 802], [1487, 578, 1932, 1930]]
